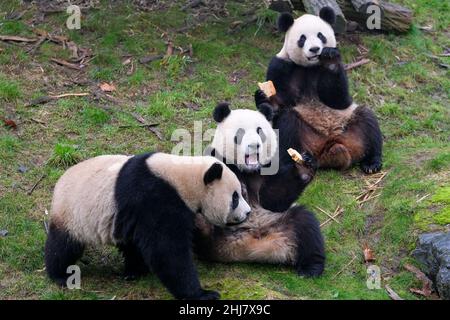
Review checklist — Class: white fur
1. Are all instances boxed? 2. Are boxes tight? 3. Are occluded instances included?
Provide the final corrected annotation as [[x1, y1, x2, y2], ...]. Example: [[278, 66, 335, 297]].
[[50, 154, 250, 245], [211, 109, 278, 173], [277, 14, 336, 66]]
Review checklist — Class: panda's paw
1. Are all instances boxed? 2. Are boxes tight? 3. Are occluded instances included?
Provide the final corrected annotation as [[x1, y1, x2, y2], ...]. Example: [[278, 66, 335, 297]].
[[254, 89, 270, 106], [320, 47, 340, 61], [361, 160, 382, 174], [320, 47, 341, 72], [301, 151, 317, 170], [297, 264, 324, 278], [195, 289, 221, 300]]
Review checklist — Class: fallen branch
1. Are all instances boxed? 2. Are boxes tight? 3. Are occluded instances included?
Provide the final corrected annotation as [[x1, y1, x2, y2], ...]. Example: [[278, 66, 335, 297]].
[[0, 35, 37, 42], [27, 92, 90, 106], [28, 174, 46, 195], [320, 206, 344, 227], [333, 252, 357, 279], [404, 264, 433, 297], [385, 285, 403, 300], [344, 58, 371, 71], [316, 206, 342, 224], [131, 113, 164, 140], [50, 58, 84, 70]]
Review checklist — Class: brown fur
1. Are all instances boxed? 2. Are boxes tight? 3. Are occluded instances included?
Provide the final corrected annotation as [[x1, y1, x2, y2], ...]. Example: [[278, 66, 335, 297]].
[[294, 101, 366, 170], [195, 205, 297, 264]]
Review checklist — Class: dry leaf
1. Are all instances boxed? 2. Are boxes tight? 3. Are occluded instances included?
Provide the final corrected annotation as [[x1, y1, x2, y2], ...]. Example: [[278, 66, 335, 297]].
[[3, 119, 17, 129], [363, 246, 375, 262], [99, 82, 116, 92]]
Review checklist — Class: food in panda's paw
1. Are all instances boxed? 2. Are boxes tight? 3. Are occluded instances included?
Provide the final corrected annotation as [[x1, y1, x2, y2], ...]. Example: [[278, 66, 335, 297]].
[[258, 80, 276, 98], [287, 148, 304, 164]]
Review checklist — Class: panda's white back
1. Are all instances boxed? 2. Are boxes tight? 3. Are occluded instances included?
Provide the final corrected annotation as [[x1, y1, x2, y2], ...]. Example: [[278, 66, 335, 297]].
[[51, 155, 131, 245]]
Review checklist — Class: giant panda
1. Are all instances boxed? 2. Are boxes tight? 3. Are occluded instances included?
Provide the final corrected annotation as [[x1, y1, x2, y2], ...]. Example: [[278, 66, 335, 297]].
[[255, 7, 383, 174], [44, 152, 251, 300], [194, 103, 325, 277]]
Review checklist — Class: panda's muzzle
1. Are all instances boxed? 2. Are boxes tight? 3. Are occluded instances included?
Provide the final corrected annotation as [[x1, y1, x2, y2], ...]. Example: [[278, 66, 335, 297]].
[[226, 211, 251, 226]]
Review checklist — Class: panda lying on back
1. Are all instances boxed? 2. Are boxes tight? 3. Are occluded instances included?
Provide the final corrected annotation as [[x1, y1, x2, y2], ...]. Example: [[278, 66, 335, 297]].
[[256, 7, 383, 174], [45, 153, 250, 300]]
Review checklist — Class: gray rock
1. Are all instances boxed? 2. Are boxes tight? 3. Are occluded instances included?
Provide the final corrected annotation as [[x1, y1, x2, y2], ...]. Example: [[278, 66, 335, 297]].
[[413, 232, 450, 299], [0, 229, 8, 237]]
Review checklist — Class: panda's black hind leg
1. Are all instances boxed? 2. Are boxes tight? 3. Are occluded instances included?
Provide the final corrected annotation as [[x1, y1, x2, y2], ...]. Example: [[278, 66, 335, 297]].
[[44, 222, 85, 287], [289, 206, 325, 278], [118, 243, 149, 281]]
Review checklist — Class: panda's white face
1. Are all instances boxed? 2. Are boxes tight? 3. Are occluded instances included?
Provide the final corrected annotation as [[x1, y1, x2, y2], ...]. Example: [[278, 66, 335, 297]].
[[202, 163, 251, 227], [211, 109, 278, 173], [278, 14, 336, 67]]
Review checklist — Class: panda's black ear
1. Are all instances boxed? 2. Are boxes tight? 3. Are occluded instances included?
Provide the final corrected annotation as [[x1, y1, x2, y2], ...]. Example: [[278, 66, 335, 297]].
[[204, 162, 223, 185], [319, 6, 336, 25], [277, 12, 294, 32], [257, 103, 273, 122], [213, 102, 231, 123]]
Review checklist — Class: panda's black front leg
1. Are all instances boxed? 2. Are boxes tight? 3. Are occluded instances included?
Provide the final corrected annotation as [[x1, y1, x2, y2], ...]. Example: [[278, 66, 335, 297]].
[[136, 220, 220, 300], [118, 243, 149, 280], [317, 47, 352, 110]]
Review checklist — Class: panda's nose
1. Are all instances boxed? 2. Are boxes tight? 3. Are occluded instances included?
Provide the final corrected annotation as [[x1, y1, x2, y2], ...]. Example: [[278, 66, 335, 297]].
[[309, 47, 320, 53]]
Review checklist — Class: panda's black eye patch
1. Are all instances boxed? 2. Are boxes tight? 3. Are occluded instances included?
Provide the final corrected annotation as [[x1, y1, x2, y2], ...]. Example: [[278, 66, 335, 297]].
[[257, 127, 266, 143], [297, 35, 306, 48], [318, 32, 327, 44], [231, 191, 239, 210], [234, 128, 245, 145]]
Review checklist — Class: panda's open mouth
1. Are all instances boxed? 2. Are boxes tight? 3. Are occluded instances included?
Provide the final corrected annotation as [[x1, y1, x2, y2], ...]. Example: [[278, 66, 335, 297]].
[[307, 55, 320, 61], [245, 152, 260, 167]]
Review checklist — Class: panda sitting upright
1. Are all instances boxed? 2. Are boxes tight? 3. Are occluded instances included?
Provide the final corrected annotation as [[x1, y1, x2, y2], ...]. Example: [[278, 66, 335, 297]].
[[194, 103, 325, 277], [256, 7, 383, 174]]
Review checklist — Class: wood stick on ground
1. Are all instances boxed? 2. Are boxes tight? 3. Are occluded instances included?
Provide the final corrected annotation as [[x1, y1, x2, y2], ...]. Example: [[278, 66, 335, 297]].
[[320, 206, 344, 227], [50, 58, 83, 70], [344, 58, 371, 70], [385, 285, 403, 300], [49, 92, 90, 99], [333, 252, 357, 279], [0, 35, 37, 42], [316, 206, 342, 224], [28, 174, 46, 196]]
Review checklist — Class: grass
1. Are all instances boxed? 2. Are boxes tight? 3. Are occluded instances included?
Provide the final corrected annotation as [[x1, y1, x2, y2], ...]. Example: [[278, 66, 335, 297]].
[[0, 0, 449, 300]]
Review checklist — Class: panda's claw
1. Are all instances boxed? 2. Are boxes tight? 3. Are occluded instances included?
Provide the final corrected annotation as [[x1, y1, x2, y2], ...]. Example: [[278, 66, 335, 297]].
[[361, 160, 382, 174]]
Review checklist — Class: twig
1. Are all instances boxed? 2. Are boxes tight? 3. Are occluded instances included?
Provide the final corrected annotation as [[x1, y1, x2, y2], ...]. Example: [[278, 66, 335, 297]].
[[320, 206, 344, 227], [344, 58, 371, 71], [333, 252, 357, 279], [28, 174, 46, 195], [416, 194, 430, 203], [0, 35, 37, 42], [118, 123, 159, 129], [315, 206, 341, 224], [385, 285, 403, 300], [49, 92, 90, 99], [50, 58, 84, 70]]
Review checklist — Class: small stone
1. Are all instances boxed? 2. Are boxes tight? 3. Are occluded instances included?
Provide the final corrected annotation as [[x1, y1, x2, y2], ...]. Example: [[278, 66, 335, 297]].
[[0, 230, 8, 237], [18, 165, 28, 173]]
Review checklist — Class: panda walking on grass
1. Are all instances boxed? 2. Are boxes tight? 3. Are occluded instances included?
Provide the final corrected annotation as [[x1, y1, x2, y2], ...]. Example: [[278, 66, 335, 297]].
[[44, 153, 251, 300]]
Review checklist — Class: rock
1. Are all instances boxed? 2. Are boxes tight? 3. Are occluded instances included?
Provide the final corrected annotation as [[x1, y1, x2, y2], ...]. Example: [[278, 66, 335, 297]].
[[413, 232, 450, 299], [0, 229, 8, 237], [18, 165, 28, 173]]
